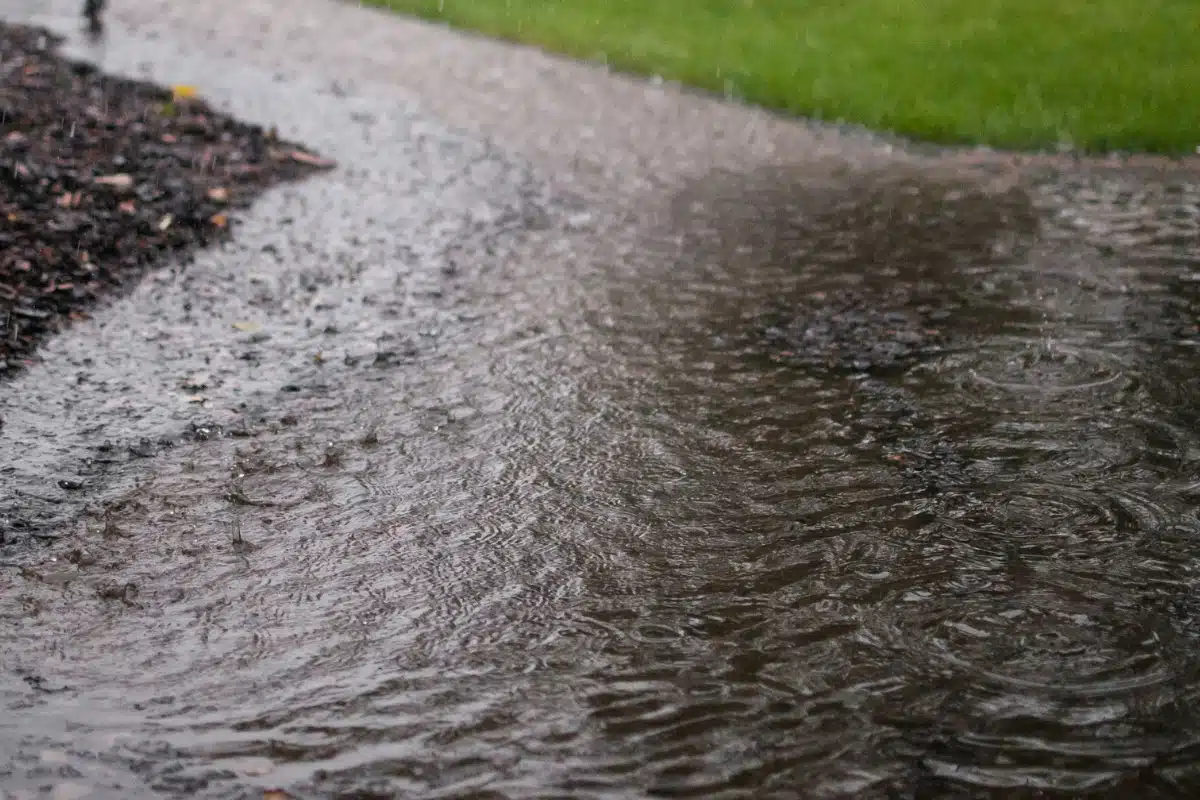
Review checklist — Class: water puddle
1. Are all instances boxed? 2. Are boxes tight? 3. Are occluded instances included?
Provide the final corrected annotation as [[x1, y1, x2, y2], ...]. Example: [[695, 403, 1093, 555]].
[[4, 161, 1200, 798]]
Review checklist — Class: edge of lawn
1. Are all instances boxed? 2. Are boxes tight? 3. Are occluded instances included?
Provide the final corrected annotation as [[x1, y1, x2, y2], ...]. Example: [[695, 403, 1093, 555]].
[[361, 0, 1200, 160]]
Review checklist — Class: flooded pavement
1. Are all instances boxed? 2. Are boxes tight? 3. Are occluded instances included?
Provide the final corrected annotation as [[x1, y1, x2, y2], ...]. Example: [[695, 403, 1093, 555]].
[[4, 1, 1200, 798]]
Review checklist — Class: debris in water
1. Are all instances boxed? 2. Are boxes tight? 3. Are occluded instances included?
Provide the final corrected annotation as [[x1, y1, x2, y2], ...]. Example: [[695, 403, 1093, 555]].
[[230, 518, 259, 553], [759, 289, 953, 374], [96, 580, 139, 605]]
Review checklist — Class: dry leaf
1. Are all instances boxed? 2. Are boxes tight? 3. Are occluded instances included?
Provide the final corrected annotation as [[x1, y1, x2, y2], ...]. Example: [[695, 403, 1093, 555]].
[[210, 213, 228, 228], [263, 791, 292, 800], [171, 84, 198, 101]]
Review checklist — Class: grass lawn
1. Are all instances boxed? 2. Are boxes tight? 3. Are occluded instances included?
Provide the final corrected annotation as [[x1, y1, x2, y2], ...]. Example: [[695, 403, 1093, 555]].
[[364, 0, 1199, 154]]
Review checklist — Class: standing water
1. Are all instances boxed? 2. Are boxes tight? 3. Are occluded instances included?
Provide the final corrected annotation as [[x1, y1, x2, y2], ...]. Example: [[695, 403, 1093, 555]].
[[2, 4, 1200, 797], [5, 159, 1200, 798]]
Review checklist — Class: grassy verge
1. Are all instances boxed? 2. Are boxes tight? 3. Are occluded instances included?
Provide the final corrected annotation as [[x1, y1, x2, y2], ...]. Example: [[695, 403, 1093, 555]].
[[365, 0, 1199, 154]]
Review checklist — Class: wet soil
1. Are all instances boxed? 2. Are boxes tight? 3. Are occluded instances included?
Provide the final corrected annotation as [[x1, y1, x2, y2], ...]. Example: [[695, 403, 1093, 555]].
[[0, 22, 332, 378]]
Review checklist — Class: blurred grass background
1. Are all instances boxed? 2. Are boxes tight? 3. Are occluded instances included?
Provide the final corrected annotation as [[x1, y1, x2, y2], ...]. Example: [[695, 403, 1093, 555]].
[[366, 0, 1199, 154]]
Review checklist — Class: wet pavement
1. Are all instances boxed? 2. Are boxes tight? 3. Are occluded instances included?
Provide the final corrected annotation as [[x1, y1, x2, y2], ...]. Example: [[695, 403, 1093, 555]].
[[3, 1, 1200, 797]]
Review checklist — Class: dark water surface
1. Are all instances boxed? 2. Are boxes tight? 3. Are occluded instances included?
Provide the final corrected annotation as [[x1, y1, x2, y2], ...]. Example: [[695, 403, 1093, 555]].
[[4, 164, 1200, 798]]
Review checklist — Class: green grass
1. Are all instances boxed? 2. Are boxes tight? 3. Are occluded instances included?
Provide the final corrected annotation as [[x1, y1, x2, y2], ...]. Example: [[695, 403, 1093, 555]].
[[365, 0, 1199, 154]]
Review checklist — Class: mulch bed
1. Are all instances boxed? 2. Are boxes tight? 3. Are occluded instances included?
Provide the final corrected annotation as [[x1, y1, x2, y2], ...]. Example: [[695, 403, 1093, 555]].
[[0, 22, 335, 377]]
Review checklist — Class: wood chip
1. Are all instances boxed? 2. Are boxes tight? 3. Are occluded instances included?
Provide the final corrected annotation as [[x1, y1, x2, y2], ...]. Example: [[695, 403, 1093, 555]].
[[93, 173, 133, 191], [285, 150, 336, 169]]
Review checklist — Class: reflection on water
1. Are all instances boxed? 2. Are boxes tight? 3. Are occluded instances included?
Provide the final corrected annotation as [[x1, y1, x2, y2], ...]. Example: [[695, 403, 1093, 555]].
[[4, 163, 1200, 798]]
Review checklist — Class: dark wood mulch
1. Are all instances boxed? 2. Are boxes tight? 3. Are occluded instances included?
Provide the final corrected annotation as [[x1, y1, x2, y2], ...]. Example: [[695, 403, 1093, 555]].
[[0, 22, 334, 376]]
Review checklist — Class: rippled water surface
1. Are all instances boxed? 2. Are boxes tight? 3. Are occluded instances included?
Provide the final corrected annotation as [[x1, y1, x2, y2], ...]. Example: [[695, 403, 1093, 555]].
[[5, 165, 1200, 798]]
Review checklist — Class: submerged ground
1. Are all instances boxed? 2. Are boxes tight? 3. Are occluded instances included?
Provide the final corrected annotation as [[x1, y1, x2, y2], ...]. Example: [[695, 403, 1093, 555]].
[[2, 0, 1200, 798]]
